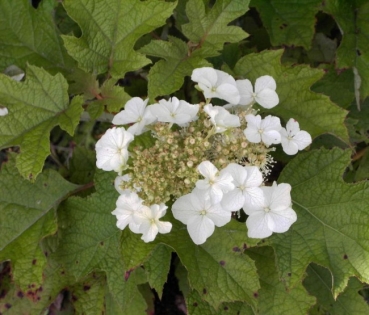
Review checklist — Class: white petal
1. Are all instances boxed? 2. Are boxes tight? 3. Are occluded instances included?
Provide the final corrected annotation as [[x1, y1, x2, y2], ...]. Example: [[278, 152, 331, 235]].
[[216, 83, 240, 104], [191, 67, 218, 88], [187, 215, 215, 245], [245, 114, 262, 129], [0, 107, 8, 116], [255, 89, 279, 109], [172, 193, 198, 224], [114, 175, 132, 195], [197, 161, 218, 179], [293, 130, 312, 150], [261, 130, 281, 146], [11, 73, 25, 81], [140, 222, 159, 242], [114, 215, 131, 230], [222, 163, 247, 185], [156, 221, 172, 234], [206, 205, 232, 227], [243, 193, 265, 214], [285, 118, 300, 136], [261, 115, 282, 132], [281, 137, 299, 155], [112, 97, 147, 125], [243, 187, 265, 209], [267, 208, 297, 233], [244, 166, 263, 187], [244, 128, 262, 143], [217, 170, 235, 193], [129, 222, 141, 233], [221, 189, 245, 212], [269, 183, 292, 211], [246, 212, 273, 238], [195, 179, 210, 190], [127, 120, 146, 135], [236, 79, 254, 105], [255, 75, 277, 92]]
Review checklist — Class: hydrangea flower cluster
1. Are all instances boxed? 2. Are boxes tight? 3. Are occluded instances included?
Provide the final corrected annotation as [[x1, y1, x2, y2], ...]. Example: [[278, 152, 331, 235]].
[[95, 67, 312, 244]]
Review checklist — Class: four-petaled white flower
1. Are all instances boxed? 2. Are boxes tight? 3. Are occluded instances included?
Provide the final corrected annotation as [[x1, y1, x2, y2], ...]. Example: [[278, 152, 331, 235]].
[[95, 127, 134, 174], [112, 191, 146, 233], [204, 104, 240, 133], [196, 161, 235, 202], [136, 204, 172, 242], [149, 97, 199, 126], [244, 114, 282, 146], [112, 97, 156, 135], [172, 188, 231, 245], [280, 118, 312, 155], [244, 182, 297, 238], [221, 164, 264, 212], [191, 67, 240, 104], [236, 75, 279, 108]]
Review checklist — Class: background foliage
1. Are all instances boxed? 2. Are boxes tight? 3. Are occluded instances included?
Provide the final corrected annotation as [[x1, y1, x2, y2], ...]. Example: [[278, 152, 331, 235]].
[[0, 0, 369, 314]]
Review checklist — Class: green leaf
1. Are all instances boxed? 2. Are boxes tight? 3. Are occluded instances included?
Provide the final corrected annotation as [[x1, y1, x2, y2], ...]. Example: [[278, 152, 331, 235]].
[[250, 0, 321, 49], [140, 36, 211, 99], [55, 170, 146, 313], [70, 272, 106, 315], [307, 33, 337, 63], [182, 0, 249, 56], [247, 247, 316, 315], [269, 148, 369, 296], [234, 49, 349, 142], [62, 0, 177, 79], [311, 66, 355, 109], [165, 219, 260, 309], [323, 0, 369, 103], [186, 289, 255, 315], [0, 65, 84, 180], [69, 147, 96, 186], [0, 0, 76, 75], [121, 215, 260, 309], [143, 244, 172, 299], [141, 0, 249, 99], [121, 229, 157, 269], [0, 257, 76, 314], [186, 290, 215, 315], [0, 158, 78, 291], [88, 79, 131, 118], [303, 263, 369, 315]]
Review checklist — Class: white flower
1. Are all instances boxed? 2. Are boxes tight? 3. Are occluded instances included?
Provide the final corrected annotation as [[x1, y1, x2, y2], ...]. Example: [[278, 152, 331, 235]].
[[172, 188, 232, 245], [236, 75, 279, 108], [244, 114, 281, 146], [244, 182, 297, 238], [112, 191, 146, 233], [191, 67, 240, 104], [136, 204, 172, 242], [221, 164, 264, 212], [280, 118, 312, 155], [149, 97, 199, 126], [196, 161, 235, 203], [112, 97, 156, 135], [95, 127, 134, 174], [203, 104, 240, 133]]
